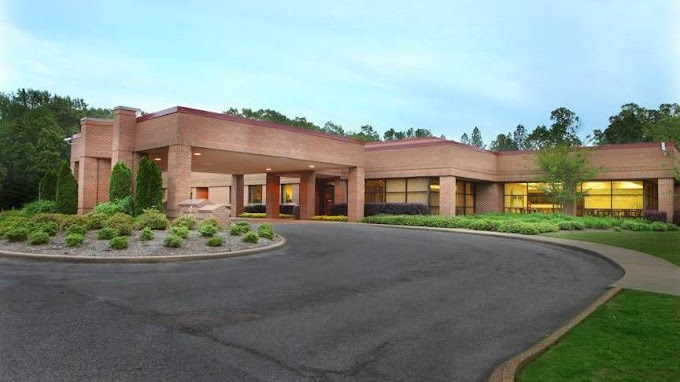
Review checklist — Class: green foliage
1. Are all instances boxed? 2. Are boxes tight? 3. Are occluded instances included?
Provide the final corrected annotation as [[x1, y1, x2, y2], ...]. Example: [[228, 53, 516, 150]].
[[93, 196, 135, 216], [60, 214, 88, 230], [206, 236, 225, 247], [148, 161, 163, 211], [65, 224, 87, 236], [103, 213, 134, 235], [85, 212, 108, 230], [27, 230, 50, 245], [257, 224, 274, 239], [97, 227, 119, 240], [593, 103, 680, 145], [20, 200, 58, 217], [489, 132, 518, 151], [200, 217, 221, 228], [108, 162, 132, 202], [135, 209, 169, 230], [527, 107, 582, 148], [171, 215, 196, 230], [109, 236, 129, 250], [230, 223, 251, 236], [169, 226, 189, 239], [242, 231, 259, 243], [55, 161, 77, 214], [135, 157, 163, 212], [39, 170, 57, 200], [139, 227, 154, 241], [310, 215, 348, 221], [164, 234, 183, 248], [34, 221, 59, 236], [5, 227, 29, 241], [65, 233, 85, 247], [199, 223, 219, 237]]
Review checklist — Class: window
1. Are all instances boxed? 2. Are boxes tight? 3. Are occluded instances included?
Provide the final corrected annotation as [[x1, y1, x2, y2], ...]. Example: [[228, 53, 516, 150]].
[[365, 180, 385, 203], [406, 178, 429, 204], [429, 178, 440, 215], [385, 178, 406, 202], [504, 182, 560, 213], [580, 180, 644, 217], [281, 184, 294, 204], [644, 181, 658, 210], [248, 185, 263, 204], [456, 181, 475, 215], [504, 183, 527, 213], [364, 177, 441, 214]]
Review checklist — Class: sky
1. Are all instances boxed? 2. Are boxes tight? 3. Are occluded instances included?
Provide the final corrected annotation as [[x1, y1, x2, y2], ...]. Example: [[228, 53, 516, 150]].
[[1, 0, 678, 142]]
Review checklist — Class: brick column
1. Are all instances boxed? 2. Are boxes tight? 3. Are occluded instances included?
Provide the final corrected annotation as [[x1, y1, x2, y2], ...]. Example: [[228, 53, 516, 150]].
[[658, 178, 675, 222], [166, 144, 192, 217], [266, 173, 281, 219], [77, 157, 99, 214], [334, 179, 347, 204], [476, 182, 504, 213], [439, 176, 457, 216], [111, 106, 137, 169], [347, 166, 365, 222], [299, 171, 316, 220], [230, 174, 244, 218]]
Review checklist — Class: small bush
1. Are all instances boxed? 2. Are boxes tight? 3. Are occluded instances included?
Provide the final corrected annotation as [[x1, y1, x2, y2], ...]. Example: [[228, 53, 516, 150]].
[[621, 220, 651, 231], [169, 226, 190, 239], [85, 212, 108, 230], [206, 236, 225, 247], [171, 215, 196, 230], [650, 222, 669, 232], [103, 213, 135, 235], [201, 218, 221, 228], [5, 227, 29, 242], [614, 226, 622, 232], [65, 224, 87, 236], [242, 231, 258, 243], [164, 234, 183, 248], [109, 236, 129, 250], [21, 200, 58, 217], [34, 221, 59, 236], [27, 231, 50, 245], [199, 223, 219, 237], [61, 215, 88, 230], [230, 223, 250, 236], [93, 201, 122, 216], [139, 227, 154, 241], [257, 223, 274, 239], [332, 203, 429, 216], [310, 215, 348, 221], [642, 210, 667, 223], [65, 233, 85, 247], [97, 227, 119, 240], [135, 209, 169, 230], [30, 213, 64, 227]]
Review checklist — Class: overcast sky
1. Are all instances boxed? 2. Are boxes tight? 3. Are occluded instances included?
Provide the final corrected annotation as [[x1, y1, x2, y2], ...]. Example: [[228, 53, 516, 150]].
[[1, 1, 678, 142]]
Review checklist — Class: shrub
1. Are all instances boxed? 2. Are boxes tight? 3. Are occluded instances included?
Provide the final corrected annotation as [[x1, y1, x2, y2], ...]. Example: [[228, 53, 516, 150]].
[[103, 213, 135, 235], [65, 224, 87, 236], [108, 162, 132, 202], [65, 233, 85, 247], [169, 226, 190, 239], [310, 215, 348, 222], [171, 215, 196, 230], [30, 213, 64, 227], [21, 200, 58, 217], [244, 204, 266, 213], [257, 224, 275, 239], [201, 218, 221, 228], [199, 223, 219, 237], [139, 227, 155, 241], [621, 220, 652, 231], [85, 212, 108, 230], [135, 157, 163, 212], [242, 231, 259, 243], [650, 222, 669, 232], [206, 236, 225, 247], [238, 212, 266, 218], [164, 234, 183, 248], [61, 215, 88, 230], [135, 209, 169, 230], [614, 226, 622, 232], [230, 222, 250, 236], [332, 203, 428, 216], [27, 231, 50, 245], [642, 210, 667, 223], [5, 227, 29, 242], [280, 204, 296, 215], [39, 169, 57, 201], [55, 161, 78, 214], [93, 201, 123, 216], [109, 236, 129, 250], [97, 227, 119, 240], [34, 221, 59, 236], [558, 220, 585, 230]]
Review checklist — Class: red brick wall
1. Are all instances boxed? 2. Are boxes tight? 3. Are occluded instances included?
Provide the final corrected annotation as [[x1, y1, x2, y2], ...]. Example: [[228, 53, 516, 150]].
[[476, 182, 504, 213], [439, 176, 456, 216], [658, 178, 675, 222]]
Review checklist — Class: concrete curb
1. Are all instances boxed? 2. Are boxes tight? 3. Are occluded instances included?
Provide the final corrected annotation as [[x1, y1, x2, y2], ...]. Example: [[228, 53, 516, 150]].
[[488, 287, 622, 382], [0, 236, 286, 264]]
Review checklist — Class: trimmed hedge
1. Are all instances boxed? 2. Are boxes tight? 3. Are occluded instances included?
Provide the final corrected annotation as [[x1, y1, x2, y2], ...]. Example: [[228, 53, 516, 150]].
[[642, 210, 667, 223], [331, 203, 429, 216], [244, 204, 297, 215], [310, 215, 348, 222]]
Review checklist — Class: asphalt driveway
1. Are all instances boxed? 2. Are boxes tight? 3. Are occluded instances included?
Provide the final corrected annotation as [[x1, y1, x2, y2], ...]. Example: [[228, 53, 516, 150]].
[[0, 223, 622, 382]]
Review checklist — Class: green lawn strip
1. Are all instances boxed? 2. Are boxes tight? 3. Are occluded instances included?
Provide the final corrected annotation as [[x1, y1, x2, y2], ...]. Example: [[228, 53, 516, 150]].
[[518, 290, 680, 382], [543, 231, 680, 266]]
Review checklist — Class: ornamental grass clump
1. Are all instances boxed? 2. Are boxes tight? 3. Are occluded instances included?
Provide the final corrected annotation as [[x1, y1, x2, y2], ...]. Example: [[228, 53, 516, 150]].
[[257, 224, 274, 239], [65, 233, 85, 247], [169, 226, 190, 239], [206, 236, 225, 247], [139, 227, 154, 241], [164, 234, 183, 248], [27, 231, 50, 245], [97, 227, 119, 240], [242, 231, 258, 243]]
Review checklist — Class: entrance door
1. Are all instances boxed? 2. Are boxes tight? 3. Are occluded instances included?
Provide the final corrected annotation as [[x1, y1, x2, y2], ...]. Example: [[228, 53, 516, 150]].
[[195, 187, 209, 200], [321, 182, 335, 215]]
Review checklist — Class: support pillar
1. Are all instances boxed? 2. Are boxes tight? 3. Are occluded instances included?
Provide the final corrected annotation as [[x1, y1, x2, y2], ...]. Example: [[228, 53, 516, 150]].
[[334, 179, 347, 204], [658, 178, 675, 223], [476, 182, 504, 214], [166, 144, 192, 217], [439, 176, 457, 216], [77, 157, 99, 215], [347, 167, 365, 222], [299, 171, 316, 220], [230, 174, 245, 218], [266, 173, 281, 219], [111, 106, 137, 170]]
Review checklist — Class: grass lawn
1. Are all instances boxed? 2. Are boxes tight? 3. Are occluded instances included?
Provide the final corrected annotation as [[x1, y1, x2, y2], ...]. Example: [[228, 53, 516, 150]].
[[518, 290, 680, 382], [543, 231, 680, 266]]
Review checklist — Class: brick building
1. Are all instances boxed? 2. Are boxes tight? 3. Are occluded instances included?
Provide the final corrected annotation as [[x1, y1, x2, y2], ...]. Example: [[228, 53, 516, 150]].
[[69, 106, 680, 222]]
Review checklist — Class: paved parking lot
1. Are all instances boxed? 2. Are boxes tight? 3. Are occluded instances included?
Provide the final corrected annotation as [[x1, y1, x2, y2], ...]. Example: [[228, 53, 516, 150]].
[[0, 223, 621, 381]]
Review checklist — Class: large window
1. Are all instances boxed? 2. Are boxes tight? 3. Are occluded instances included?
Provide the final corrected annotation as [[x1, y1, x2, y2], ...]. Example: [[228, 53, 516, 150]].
[[504, 182, 560, 213], [456, 181, 475, 215], [365, 177, 440, 214], [429, 179, 440, 215], [365, 180, 385, 203], [385, 179, 406, 202], [281, 184, 294, 204], [248, 185, 263, 204], [580, 180, 644, 217]]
